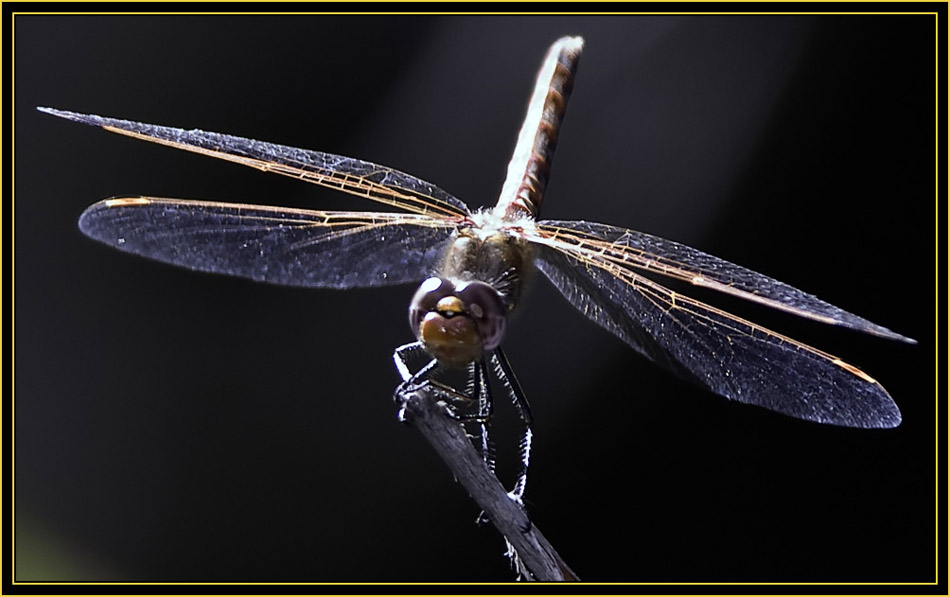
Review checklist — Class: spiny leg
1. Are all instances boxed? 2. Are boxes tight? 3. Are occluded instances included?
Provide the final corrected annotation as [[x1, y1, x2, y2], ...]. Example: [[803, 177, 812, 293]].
[[393, 341, 491, 424], [393, 342, 440, 422], [491, 347, 534, 503], [471, 358, 496, 475], [394, 341, 431, 384], [468, 359, 498, 527], [395, 343, 527, 505]]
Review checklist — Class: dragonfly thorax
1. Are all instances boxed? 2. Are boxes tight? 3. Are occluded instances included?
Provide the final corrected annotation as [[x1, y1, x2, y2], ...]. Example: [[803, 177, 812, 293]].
[[440, 220, 534, 311]]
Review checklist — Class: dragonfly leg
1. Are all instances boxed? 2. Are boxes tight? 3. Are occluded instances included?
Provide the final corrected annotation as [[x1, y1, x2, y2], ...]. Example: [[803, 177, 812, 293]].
[[393, 342, 441, 422], [393, 341, 430, 383], [471, 358, 495, 474], [469, 358, 499, 526], [395, 343, 527, 512], [393, 343, 488, 420], [492, 347, 534, 504]]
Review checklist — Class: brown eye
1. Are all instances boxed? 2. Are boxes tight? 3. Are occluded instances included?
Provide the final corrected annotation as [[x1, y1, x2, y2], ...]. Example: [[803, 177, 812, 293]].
[[455, 280, 507, 351], [408, 277, 454, 334]]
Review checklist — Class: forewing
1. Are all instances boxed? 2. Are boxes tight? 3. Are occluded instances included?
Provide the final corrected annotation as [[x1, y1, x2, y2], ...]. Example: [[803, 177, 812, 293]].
[[532, 223, 902, 428], [80, 197, 457, 288], [39, 107, 470, 219], [537, 220, 913, 343]]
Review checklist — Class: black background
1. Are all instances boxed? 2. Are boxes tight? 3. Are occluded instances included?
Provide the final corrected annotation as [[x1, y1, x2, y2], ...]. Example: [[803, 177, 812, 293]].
[[14, 14, 936, 583]]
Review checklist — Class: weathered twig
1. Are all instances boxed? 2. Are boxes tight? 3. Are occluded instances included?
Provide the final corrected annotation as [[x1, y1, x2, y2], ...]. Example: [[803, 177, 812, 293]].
[[398, 387, 579, 582]]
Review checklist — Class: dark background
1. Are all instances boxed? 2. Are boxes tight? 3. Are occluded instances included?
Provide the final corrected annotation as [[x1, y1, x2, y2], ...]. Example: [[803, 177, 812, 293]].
[[14, 15, 935, 583]]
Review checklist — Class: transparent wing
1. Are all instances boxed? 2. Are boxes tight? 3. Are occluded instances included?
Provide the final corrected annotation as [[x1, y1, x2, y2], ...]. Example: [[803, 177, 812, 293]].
[[532, 221, 905, 428], [80, 197, 458, 288], [39, 107, 470, 219], [536, 220, 913, 343]]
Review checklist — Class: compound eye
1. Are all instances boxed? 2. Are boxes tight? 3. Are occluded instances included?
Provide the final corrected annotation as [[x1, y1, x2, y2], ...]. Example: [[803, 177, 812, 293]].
[[456, 280, 507, 351], [408, 277, 453, 333]]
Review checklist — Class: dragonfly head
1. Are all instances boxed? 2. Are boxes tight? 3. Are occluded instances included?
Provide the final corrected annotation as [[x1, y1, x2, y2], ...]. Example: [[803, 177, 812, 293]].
[[409, 277, 507, 367]]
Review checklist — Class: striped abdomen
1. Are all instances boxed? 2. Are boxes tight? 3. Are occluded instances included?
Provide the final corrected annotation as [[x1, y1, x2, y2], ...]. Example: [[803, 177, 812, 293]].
[[495, 36, 583, 220]]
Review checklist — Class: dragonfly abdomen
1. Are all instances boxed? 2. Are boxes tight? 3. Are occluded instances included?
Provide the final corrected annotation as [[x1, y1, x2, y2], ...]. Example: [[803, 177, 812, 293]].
[[496, 36, 583, 220]]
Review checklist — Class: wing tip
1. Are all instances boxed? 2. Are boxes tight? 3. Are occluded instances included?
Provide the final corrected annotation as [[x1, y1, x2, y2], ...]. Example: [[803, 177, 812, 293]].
[[38, 106, 104, 128], [38, 106, 79, 120], [857, 318, 916, 345], [878, 412, 903, 429], [861, 404, 903, 429], [884, 330, 917, 345], [795, 401, 902, 429]]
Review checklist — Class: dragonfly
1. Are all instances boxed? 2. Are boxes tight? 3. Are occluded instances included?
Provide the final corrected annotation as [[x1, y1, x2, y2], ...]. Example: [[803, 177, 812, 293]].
[[39, 36, 913, 502]]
